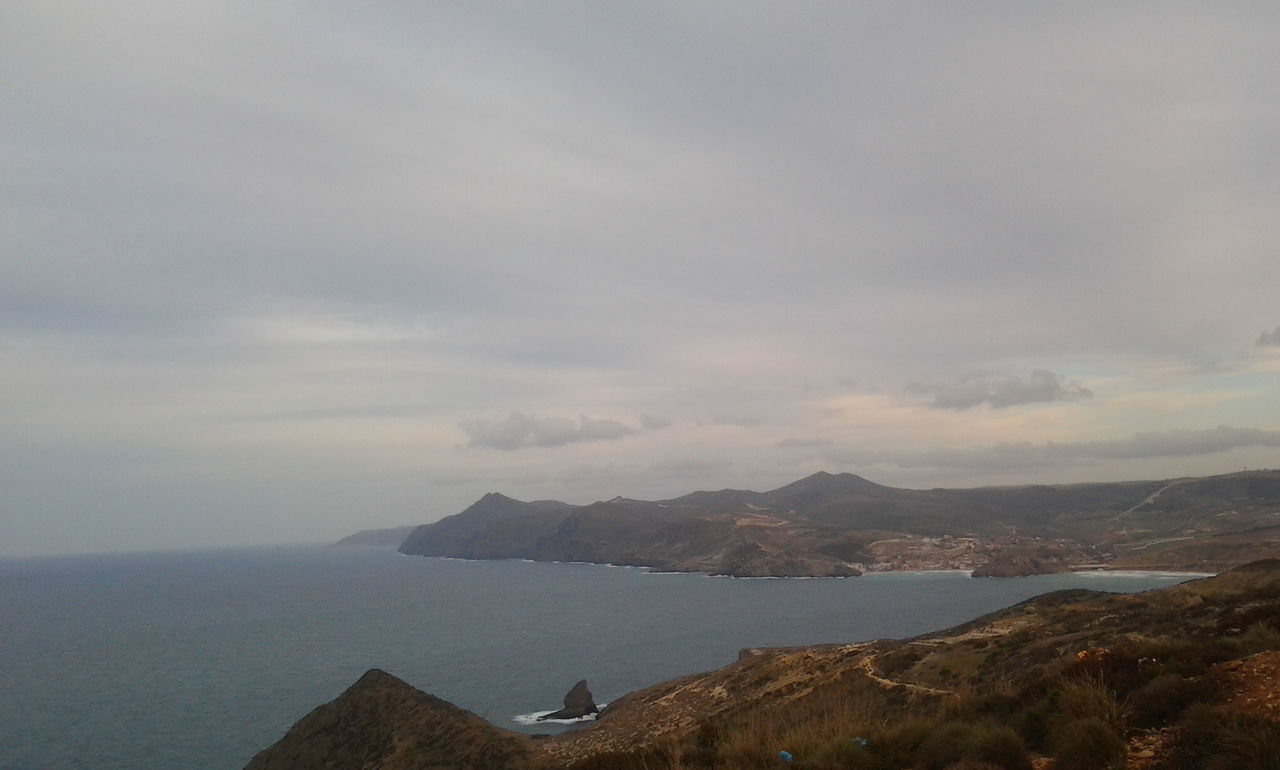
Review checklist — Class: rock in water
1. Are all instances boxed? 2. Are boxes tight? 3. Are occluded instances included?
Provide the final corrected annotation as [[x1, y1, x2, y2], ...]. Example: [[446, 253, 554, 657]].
[[538, 679, 598, 720]]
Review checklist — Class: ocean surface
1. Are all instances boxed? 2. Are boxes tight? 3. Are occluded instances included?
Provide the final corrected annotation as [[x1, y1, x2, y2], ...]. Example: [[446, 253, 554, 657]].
[[0, 545, 1206, 769]]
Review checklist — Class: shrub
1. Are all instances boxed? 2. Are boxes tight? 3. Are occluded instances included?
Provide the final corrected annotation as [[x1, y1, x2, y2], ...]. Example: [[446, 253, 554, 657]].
[[801, 737, 882, 770], [966, 723, 1031, 770], [1123, 672, 1210, 728], [1050, 718, 1125, 770], [1213, 714, 1280, 770], [1159, 704, 1280, 770], [1056, 678, 1123, 730], [1239, 621, 1280, 654], [881, 716, 941, 759], [914, 722, 972, 770], [908, 720, 1031, 770]]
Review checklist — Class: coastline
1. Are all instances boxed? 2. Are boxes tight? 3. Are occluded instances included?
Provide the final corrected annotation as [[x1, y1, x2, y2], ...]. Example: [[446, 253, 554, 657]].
[[413, 554, 1219, 579]]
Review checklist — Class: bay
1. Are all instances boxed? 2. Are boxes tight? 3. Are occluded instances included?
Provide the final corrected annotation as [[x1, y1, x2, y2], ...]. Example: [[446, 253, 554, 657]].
[[0, 545, 1204, 769]]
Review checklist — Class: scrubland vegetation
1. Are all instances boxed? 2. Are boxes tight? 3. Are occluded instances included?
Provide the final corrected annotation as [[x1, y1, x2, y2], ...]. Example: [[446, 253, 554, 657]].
[[567, 624, 1280, 770]]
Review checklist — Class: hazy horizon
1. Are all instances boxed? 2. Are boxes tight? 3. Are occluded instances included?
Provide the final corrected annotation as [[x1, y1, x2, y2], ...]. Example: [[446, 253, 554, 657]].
[[5, 2, 1278, 557]]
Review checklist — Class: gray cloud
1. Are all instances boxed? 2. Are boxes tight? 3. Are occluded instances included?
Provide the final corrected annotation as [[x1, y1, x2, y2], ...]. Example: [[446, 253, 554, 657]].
[[433, 475, 479, 487], [1259, 327, 1280, 346], [461, 412, 637, 450], [648, 457, 733, 475], [639, 414, 673, 430], [776, 438, 834, 449], [916, 370, 1092, 410], [827, 426, 1280, 471]]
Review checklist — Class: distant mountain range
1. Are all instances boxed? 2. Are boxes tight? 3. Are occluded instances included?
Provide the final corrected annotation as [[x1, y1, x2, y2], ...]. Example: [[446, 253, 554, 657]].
[[348, 470, 1280, 577]]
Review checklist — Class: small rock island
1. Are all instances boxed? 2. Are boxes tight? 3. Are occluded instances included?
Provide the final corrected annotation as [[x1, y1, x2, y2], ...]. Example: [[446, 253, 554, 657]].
[[537, 679, 598, 721]]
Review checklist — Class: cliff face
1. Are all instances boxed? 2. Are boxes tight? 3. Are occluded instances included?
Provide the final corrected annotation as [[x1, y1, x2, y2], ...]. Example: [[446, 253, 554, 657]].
[[393, 470, 1280, 576], [243, 669, 539, 770]]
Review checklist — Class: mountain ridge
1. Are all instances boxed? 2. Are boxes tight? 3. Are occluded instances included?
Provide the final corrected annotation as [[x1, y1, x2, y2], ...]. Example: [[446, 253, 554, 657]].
[[392, 469, 1280, 576]]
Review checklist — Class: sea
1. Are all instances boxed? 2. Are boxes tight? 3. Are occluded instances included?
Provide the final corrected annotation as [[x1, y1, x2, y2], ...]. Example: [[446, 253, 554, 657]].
[[0, 545, 1207, 769]]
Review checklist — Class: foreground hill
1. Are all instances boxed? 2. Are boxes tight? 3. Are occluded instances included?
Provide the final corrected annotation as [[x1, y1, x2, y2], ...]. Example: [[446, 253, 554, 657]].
[[247, 561, 1280, 769], [395, 470, 1280, 576]]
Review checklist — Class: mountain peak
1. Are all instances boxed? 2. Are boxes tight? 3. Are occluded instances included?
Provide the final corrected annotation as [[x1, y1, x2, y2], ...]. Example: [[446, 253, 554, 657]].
[[785, 471, 883, 491]]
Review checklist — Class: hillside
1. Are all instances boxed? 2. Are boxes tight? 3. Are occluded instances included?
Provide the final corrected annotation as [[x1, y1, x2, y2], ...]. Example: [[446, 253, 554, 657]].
[[394, 470, 1280, 576], [247, 561, 1280, 769]]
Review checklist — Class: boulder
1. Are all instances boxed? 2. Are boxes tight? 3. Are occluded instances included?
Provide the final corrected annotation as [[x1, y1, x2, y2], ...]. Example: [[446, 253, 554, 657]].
[[538, 679, 598, 720]]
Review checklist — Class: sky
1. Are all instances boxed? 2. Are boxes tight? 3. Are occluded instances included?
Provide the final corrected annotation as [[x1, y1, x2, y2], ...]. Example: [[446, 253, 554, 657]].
[[3, 2, 1279, 557]]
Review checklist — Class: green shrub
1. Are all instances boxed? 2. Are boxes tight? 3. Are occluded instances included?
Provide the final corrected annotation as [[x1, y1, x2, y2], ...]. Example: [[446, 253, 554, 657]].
[[906, 720, 1031, 770], [881, 717, 941, 760], [801, 737, 882, 770], [914, 722, 972, 770], [966, 723, 1031, 770], [1050, 717, 1125, 770], [1123, 672, 1210, 728], [1159, 704, 1280, 770], [1056, 679, 1123, 730], [1239, 622, 1280, 654], [1213, 715, 1280, 770]]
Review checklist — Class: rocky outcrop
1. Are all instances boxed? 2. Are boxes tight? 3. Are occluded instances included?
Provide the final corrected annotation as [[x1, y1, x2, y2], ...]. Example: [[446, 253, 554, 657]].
[[243, 669, 538, 770], [712, 540, 861, 578], [972, 546, 1070, 577], [537, 679, 598, 720], [972, 555, 1058, 577]]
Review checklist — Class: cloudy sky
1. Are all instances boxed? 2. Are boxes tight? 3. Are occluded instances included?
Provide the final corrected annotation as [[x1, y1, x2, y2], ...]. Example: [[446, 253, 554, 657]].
[[4, 2, 1279, 557]]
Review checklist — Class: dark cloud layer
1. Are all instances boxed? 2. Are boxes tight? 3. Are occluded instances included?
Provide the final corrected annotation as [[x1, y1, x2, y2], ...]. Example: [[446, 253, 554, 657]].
[[1259, 327, 1280, 347]]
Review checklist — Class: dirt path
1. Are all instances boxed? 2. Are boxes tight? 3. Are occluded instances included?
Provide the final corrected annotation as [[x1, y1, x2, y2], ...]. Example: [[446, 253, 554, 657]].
[[1115, 480, 1186, 520], [856, 652, 953, 696]]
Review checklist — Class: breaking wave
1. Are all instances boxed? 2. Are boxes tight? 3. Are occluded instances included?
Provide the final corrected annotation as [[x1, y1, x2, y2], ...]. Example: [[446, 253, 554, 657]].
[[511, 704, 608, 726]]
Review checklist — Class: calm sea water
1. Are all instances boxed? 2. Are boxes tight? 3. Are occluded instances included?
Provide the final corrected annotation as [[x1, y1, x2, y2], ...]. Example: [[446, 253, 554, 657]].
[[0, 545, 1203, 769]]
